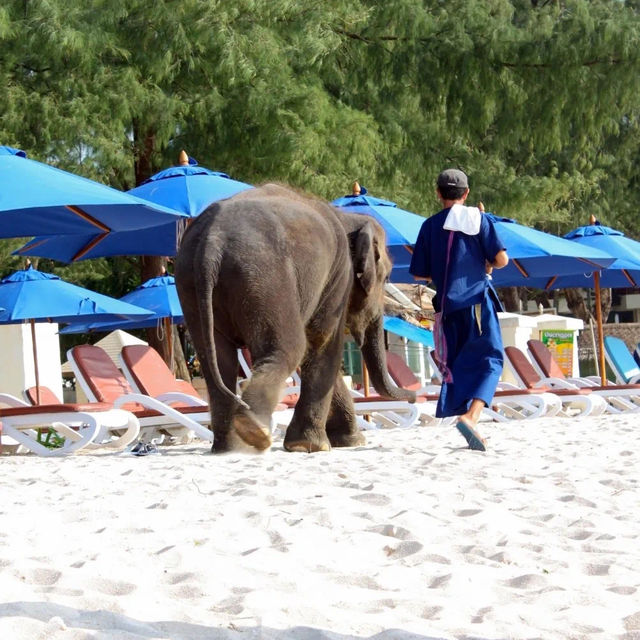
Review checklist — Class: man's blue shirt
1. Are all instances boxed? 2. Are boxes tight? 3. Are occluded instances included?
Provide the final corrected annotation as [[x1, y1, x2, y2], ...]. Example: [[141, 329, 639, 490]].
[[409, 208, 505, 313]]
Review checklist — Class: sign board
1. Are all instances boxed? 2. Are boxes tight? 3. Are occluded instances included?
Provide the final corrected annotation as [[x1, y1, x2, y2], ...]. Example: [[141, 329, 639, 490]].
[[540, 329, 574, 377]]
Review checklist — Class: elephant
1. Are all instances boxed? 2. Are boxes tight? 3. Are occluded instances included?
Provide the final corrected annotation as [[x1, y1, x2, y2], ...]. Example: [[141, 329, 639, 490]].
[[174, 183, 415, 453]]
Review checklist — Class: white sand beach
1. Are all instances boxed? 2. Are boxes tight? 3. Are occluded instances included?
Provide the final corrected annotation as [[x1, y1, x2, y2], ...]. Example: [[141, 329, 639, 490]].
[[1, 414, 639, 640]]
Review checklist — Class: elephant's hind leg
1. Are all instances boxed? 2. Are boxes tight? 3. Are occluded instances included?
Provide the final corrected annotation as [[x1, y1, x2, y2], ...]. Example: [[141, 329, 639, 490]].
[[208, 333, 243, 453], [234, 340, 305, 451], [326, 375, 366, 448]]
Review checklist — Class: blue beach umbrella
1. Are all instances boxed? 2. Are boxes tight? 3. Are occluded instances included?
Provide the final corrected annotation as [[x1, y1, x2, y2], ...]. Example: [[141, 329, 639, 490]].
[[128, 153, 253, 217], [520, 223, 640, 290], [383, 315, 434, 348], [486, 214, 616, 287], [16, 152, 253, 262], [331, 183, 424, 283], [61, 274, 183, 334], [0, 146, 186, 261], [60, 274, 184, 370], [508, 220, 640, 384], [0, 266, 153, 402]]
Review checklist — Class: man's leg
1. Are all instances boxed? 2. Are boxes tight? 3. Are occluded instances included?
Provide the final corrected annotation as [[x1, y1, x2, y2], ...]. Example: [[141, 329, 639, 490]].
[[456, 398, 487, 451]]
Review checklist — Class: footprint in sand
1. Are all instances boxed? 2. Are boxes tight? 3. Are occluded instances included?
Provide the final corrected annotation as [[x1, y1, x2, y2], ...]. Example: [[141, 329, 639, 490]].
[[608, 585, 637, 595], [164, 571, 198, 585], [93, 578, 137, 596], [428, 573, 451, 589], [367, 524, 412, 540], [584, 563, 610, 576], [383, 541, 423, 559], [421, 605, 443, 620], [503, 573, 548, 589], [471, 606, 493, 624], [351, 493, 391, 506], [24, 568, 62, 586], [171, 584, 206, 599], [566, 529, 593, 541], [209, 595, 246, 615]]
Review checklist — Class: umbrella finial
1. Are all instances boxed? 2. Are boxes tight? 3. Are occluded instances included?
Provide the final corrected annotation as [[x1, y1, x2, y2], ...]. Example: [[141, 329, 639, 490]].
[[478, 201, 485, 212], [352, 181, 361, 196], [178, 150, 189, 166], [589, 214, 597, 225]]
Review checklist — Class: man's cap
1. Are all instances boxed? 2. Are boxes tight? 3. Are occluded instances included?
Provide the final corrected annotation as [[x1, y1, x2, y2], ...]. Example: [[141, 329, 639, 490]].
[[437, 168, 469, 189]]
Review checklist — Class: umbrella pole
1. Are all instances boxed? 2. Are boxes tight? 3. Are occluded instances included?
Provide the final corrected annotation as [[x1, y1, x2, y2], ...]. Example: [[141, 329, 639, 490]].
[[361, 361, 371, 423], [30, 319, 41, 404], [594, 271, 607, 386], [165, 317, 174, 374]]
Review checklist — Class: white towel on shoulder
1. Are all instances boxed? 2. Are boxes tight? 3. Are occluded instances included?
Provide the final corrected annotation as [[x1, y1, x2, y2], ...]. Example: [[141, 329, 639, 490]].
[[443, 204, 482, 236]]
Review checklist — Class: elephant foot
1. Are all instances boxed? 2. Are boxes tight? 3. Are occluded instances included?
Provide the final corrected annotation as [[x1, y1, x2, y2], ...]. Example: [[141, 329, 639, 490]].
[[283, 438, 331, 453], [211, 438, 230, 454], [328, 430, 366, 448], [232, 413, 272, 451]]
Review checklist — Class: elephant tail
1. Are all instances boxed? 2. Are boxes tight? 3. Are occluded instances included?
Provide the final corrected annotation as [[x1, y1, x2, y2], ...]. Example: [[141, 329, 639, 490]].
[[195, 247, 250, 412]]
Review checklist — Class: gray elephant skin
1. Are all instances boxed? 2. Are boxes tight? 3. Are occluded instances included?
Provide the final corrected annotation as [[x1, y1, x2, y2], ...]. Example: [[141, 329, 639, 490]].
[[174, 183, 415, 453]]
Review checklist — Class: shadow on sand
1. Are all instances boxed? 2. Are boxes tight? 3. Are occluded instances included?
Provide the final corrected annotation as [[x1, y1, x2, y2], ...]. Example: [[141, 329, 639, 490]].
[[0, 601, 497, 640]]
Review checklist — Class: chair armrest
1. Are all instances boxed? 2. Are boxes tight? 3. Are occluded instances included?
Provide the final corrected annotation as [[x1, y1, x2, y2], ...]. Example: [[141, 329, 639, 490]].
[[0, 393, 30, 407], [113, 393, 212, 441], [536, 376, 578, 389], [155, 392, 208, 407], [415, 384, 441, 395], [496, 382, 520, 390]]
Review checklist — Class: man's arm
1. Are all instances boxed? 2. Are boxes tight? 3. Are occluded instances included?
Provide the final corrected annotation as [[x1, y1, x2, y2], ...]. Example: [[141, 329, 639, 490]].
[[491, 249, 509, 269], [485, 250, 508, 275]]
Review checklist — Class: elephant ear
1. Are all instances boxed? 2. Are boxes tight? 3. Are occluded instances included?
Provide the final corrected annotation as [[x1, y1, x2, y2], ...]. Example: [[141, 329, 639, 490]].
[[352, 221, 379, 294]]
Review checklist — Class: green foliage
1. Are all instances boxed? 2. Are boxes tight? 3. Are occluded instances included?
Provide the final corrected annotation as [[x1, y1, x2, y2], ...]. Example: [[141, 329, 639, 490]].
[[2, 0, 640, 286]]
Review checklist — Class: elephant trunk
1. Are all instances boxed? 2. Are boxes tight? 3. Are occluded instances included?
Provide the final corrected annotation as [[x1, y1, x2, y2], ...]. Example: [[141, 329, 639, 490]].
[[360, 316, 416, 402]]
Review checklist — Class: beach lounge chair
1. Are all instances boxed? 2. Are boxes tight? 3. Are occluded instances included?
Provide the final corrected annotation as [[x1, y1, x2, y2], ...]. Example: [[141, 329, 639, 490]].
[[120, 344, 297, 433], [68, 344, 214, 442], [633, 344, 640, 368], [527, 338, 640, 412], [23, 385, 142, 449], [603, 336, 640, 385], [0, 391, 140, 456], [503, 346, 607, 416], [424, 348, 562, 421]]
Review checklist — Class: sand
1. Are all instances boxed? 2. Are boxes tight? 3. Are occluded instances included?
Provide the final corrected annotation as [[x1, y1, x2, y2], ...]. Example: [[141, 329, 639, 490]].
[[1, 414, 639, 640]]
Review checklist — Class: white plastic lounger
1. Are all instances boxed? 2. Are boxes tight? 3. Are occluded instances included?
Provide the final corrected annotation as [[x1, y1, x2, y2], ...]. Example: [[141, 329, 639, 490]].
[[68, 344, 213, 443], [0, 392, 139, 456]]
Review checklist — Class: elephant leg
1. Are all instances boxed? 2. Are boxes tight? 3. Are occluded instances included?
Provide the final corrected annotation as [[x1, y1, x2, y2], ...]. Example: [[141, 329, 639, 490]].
[[206, 332, 239, 453], [283, 327, 345, 453], [233, 331, 306, 451], [325, 374, 366, 448]]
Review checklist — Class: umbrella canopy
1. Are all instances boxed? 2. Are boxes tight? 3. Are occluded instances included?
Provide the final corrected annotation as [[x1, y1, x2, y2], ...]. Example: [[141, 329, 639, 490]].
[[61, 274, 182, 333], [520, 224, 640, 290], [331, 183, 424, 283], [383, 315, 434, 348], [60, 274, 184, 373], [0, 266, 153, 402], [0, 267, 153, 325], [128, 153, 253, 217], [485, 214, 616, 287], [15, 151, 253, 262], [507, 221, 640, 385], [0, 145, 186, 261]]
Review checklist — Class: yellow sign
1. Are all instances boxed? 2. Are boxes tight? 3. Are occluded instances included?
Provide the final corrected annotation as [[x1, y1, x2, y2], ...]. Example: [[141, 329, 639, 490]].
[[540, 329, 574, 377]]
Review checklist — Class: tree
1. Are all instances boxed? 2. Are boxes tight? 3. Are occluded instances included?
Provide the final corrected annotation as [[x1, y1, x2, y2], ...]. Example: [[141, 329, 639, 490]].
[[3, 0, 640, 363]]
